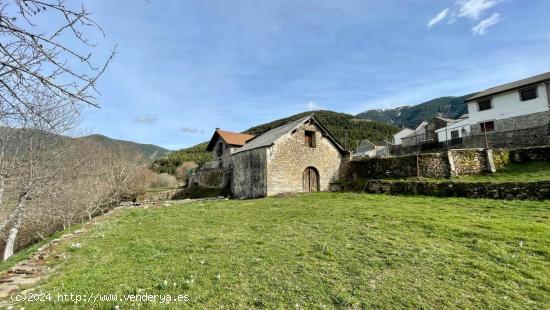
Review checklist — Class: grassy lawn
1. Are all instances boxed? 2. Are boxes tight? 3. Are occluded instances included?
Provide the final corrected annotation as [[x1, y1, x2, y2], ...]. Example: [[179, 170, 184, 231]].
[[15, 193, 550, 309], [452, 161, 550, 183], [389, 161, 550, 183]]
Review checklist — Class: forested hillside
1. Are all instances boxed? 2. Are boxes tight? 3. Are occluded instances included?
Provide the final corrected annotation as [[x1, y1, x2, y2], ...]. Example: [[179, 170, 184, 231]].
[[78, 134, 171, 162], [152, 111, 398, 174], [356, 94, 475, 129]]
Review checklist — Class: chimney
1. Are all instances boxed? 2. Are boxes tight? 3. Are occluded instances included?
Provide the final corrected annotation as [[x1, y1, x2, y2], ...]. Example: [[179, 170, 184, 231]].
[[215, 127, 220, 130]]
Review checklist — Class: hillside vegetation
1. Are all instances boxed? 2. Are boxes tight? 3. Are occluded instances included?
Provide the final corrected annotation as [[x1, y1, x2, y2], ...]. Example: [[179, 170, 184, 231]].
[[78, 134, 171, 163], [152, 111, 398, 174], [356, 94, 475, 129], [15, 193, 550, 309], [0, 129, 170, 165]]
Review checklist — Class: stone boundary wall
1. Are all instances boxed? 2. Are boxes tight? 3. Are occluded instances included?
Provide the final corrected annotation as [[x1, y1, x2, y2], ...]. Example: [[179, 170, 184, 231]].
[[346, 149, 491, 180], [450, 149, 488, 175], [338, 180, 550, 200], [347, 152, 450, 179], [508, 145, 550, 162], [188, 168, 230, 189]]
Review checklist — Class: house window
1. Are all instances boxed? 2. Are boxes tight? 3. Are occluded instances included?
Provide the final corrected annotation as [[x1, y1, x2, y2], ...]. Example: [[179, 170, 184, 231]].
[[216, 142, 223, 156], [451, 130, 459, 139], [477, 99, 492, 111], [480, 121, 495, 132], [304, 131, 316, 148], [519, 86, 538, 101]]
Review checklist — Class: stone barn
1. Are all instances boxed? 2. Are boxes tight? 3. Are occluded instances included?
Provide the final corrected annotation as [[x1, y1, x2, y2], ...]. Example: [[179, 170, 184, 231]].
[[231, 115, 348, 199]]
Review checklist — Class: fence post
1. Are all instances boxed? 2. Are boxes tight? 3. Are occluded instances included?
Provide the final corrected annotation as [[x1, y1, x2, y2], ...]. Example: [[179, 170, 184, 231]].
[[416, 153, 420, 178], [483, 122, 489, 149], [445, 125, 449, 151], [512, 123, 517, 148]]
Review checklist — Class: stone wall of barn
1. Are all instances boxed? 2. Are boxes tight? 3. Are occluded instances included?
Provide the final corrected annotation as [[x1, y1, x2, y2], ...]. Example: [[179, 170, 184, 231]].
[[265, 123, 343, 195], [210, 137, 235, 168], [231, 148, 268, 199]]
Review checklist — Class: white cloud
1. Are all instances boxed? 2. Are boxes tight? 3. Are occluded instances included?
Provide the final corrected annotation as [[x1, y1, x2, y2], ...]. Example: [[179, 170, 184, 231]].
[[456, 0, 499, 20], [471, 13, 501, 35], [427, 8, 450, 29], [133, 115, 157, 125], [427, 0, 503, 33], [306, 101, 323, 111], [180, 127, 203, 134]]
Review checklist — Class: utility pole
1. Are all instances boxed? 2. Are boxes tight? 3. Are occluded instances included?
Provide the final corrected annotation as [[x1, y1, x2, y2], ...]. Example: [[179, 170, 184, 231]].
[[344, 129, 349, 151]]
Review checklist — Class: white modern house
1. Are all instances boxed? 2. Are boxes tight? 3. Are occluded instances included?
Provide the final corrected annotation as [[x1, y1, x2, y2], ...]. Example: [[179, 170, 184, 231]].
[[392, 128, 414, 145], [436, 71, 550, 142]]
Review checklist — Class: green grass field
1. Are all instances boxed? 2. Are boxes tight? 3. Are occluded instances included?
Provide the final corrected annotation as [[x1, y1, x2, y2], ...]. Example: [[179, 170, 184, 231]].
[[15, 193, 550, 309], [452, 161, 550, 183], [390, 161, 550, 183]]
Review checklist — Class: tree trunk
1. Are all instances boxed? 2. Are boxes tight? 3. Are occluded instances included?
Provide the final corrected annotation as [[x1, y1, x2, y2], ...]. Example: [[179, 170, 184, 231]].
[[2, 189, 29, 261], [3, 218, 21, 261]]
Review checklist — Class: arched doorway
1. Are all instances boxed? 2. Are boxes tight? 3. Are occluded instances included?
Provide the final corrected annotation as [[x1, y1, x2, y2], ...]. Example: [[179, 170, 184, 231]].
[[303, 167, 320, 192]]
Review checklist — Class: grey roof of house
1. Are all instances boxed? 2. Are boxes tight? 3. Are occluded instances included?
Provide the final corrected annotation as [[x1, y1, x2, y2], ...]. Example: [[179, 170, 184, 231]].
[[394, 127, 413, 134], [467, 71, 550, 101], [414, 121, 428, 131], [234, 114, 345, 154], [433, 116, 457, 124]]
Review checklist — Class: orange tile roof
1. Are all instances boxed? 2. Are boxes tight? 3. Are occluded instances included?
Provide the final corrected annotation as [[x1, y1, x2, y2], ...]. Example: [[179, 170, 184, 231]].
[[206, 129, 254, 151], [217, 130, 254, 146]]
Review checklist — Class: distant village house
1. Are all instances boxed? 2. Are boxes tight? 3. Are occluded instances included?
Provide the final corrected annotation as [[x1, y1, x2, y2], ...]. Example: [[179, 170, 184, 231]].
[[436, 71, 550, 142]]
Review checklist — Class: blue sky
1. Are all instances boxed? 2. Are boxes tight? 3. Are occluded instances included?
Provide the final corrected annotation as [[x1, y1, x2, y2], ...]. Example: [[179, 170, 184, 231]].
[[77, 0, 550, 149]]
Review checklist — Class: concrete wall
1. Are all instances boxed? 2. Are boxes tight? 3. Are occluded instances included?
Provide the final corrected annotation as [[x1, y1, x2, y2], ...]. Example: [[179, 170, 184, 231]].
[[231, 148, 267, 199], [266, 123, 343, 196]]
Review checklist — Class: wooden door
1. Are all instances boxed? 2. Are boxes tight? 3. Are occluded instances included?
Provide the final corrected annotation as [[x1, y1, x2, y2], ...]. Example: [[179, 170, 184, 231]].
[[303, 167, 319, 192]]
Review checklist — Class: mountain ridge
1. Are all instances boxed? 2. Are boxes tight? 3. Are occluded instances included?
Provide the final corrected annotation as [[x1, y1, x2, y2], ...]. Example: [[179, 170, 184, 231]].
[[355, 94, 476, 129], [77, 134, 171, 162], [151, 110, 399, 174]]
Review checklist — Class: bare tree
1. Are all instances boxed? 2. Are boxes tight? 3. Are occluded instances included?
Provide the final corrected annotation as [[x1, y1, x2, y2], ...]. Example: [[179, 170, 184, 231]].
[[0, 0, 115, 123], [0, 0, 114, 260]]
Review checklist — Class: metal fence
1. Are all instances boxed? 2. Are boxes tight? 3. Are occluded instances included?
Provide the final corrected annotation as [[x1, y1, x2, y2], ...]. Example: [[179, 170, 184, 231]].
[[391, 121, 550, 156]]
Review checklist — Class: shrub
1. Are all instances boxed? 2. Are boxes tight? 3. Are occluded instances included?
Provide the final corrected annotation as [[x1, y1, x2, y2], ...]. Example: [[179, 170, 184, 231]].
[[150, 173, 179, 188]]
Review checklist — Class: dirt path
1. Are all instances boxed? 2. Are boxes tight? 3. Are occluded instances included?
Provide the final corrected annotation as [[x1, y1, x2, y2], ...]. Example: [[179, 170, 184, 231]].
[[0, 208, 122, 308], [0, 197, 225, 308]]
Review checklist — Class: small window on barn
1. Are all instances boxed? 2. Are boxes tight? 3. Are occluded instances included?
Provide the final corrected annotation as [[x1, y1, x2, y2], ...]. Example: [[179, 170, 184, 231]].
[[480, 121, 495, 132], [477, 99, 492, 111], [216, 142, 223, 156], [519, 86, 538, 101], [305, 131, 316, 148]]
